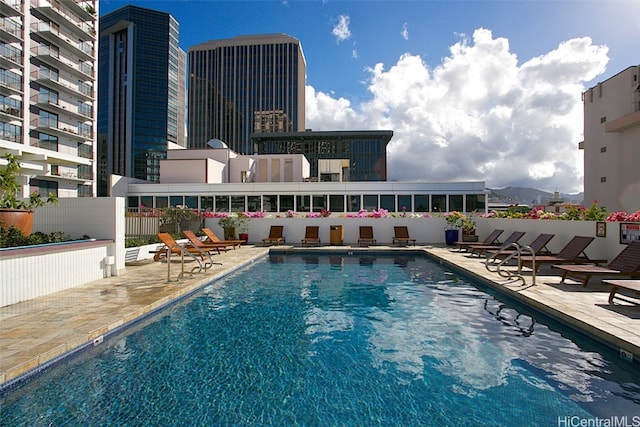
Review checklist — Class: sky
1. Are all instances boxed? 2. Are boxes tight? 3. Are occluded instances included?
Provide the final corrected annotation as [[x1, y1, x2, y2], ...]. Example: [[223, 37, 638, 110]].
[[98, 0, 640, 194]]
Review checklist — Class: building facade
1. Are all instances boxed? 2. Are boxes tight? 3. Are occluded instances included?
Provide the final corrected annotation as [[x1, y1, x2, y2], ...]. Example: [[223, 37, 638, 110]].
[[252, 130, 393, 181], [581, 66, 640, 213], [98, 5, 185, 195], [188, 34, 306, 154], [0, 0, 98, 198]]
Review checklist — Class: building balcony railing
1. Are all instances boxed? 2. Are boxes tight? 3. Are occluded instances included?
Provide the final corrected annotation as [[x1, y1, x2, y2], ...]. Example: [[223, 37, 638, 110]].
[[32, 70, 94, 101], [0, 1, 23, 18], [31, 22, 95, 62], [31, 117, 93, 143], [0, 18, 23, 43], [0, 105, 22, 118], [0, 131, 21, 143], [32, 0, 96, 41], [31, 45, 95, 80]]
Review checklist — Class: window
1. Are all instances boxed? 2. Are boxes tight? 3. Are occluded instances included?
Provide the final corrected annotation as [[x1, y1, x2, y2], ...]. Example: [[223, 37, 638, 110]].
[[296, 195, 310, 212], [380, 195, 396, 212], [215, 195, 229, 212], [465, 194, 486, 212], [185, 196, 198, 209], [363, 195, 378, 211], [170, 196, 184, 207], [30, 179, 57, 198], [414, 195, 429, 212], [38, 133, 58, 151], [329, 195, 344, 212], [600, 177, 607, 183], [348, 195, 360, 212], [247, 196, 261, 212], [600, 146, 607, 153], [39, 110, 58, 128], [449, 195, 464, 212], [432, 195, 446, 212], [156, 197, 169, 208], [280, 195, 294, 212], [312, 195, 327, 212], [231, 196, 245, 212], [39, 87, 58, 105], [398, 195, 412, 213], [264, 195, 278, 212]]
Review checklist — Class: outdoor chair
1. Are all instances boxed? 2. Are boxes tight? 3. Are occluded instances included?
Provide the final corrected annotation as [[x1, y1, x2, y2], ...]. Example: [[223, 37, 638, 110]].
[[202, 227, 244, 249], [392, 226, 416, 246], [456, 229, 504, 252], [301, 226, 321, 246], [485, 233, 555, 262], [358, 226, 376, 246], [518, 236, 601, 273], [156, 232, 213, 273], [469, 231, 526, 257], [182, 230, 228, 255], [262, 225, 285, 246]]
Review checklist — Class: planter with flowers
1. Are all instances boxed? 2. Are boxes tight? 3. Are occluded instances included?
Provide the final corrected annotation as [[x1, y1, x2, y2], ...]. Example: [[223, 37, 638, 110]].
[[461, 214, 478, 242], [443, 211, 465, 245], [216, 212, 249, 241]]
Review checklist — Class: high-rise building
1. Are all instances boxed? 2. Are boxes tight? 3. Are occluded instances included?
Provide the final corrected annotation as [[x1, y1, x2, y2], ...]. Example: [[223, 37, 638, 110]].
[[581, 65, 640, 213], [188, 34, 306, 154], [97, 5, 185, 195], [0, 0, 98, 198]]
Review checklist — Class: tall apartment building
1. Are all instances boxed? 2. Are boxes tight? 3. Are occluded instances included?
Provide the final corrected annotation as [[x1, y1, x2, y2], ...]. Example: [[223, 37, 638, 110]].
[[0, 0, 98, 198], [188, 34, 305, 154], [581, 65, 640, 213], [97, 5, 185, 195]]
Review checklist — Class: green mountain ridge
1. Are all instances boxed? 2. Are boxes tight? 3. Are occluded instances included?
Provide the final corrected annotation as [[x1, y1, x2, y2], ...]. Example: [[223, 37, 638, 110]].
[[488, 187, 584, 207]]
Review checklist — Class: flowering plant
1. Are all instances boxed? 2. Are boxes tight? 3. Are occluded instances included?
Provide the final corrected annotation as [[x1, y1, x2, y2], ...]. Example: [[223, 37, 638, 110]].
[[606, 210, 640, 222], [444, 211, 465, 229], [212, 212, 250, 232]]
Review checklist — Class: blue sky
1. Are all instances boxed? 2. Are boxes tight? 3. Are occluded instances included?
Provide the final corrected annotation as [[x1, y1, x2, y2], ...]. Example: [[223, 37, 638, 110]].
[[99, 0, 639, 194]]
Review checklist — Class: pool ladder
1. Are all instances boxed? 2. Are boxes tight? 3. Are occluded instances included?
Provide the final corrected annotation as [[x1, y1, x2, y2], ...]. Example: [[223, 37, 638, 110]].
[[485, 243, 536, 285]]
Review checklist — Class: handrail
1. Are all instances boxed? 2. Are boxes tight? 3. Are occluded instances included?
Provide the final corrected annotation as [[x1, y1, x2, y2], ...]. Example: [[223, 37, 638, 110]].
[[166, 241, 213, 282], [485, 243, 536, 285]]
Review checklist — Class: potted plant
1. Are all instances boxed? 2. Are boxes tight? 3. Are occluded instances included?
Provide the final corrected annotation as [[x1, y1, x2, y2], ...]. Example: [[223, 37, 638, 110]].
[[0, 154, 58, 235], [237, 212, 250, 243], [443, 211, 464, 246], [460, 214, 478, 242], [217, 212, 249, 240]]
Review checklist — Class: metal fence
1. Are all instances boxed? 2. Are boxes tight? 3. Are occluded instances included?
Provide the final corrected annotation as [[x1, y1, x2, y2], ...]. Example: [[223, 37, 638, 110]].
[[125, 208, 203, 239]]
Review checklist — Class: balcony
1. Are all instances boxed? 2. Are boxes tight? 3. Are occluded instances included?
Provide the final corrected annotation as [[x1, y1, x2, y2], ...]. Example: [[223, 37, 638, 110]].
[[32, 70, 94, 102], [0, 105, 22, 120], [31, 22, 94, 62], [31, 117, 92, 144], [604, 110, 640, 132], [32, 1, 96, 42], [0, 18, 23, 43], [32, 45, 94, 81], [0, 1, 23, 17]]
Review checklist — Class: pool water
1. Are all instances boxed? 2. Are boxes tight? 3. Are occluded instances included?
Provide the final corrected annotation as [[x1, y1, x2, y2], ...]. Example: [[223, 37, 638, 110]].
[[1, 254, 639, 425]]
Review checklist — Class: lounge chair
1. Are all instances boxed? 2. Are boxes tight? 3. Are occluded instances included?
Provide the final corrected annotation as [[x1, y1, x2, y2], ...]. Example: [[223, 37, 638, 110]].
[[358, 226, 376, 246], [156, 232, 213, 272], [604, 279, 640, 304], [486, 233, 555, 261], [392, 226, 416, 246], [456, 229, 504, 252], [202, 227, 244, 249], [518, 236, 600, 273], [470, 231, 526, 257], [554, 241, 640, 287], [182, 230, 228, 255], [301, 225, 321, 246], [262, 225, 285, 246]]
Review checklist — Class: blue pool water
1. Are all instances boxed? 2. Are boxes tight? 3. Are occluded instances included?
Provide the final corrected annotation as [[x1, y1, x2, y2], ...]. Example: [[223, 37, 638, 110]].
[[1, 253, 639, 425]]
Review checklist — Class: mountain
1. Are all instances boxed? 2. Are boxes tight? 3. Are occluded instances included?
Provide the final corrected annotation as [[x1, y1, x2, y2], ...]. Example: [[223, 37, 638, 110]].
[[487, 187, 584, 207]]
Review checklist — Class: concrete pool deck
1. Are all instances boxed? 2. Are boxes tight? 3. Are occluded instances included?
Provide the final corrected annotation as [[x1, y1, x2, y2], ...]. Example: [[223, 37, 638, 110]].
[[1, 244, 639, 390]]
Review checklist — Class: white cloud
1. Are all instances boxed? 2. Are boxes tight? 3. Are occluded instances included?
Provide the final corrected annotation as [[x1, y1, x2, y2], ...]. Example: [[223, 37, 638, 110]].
[[305, 28, 609, 193], [332, 14, 351, 43], [401, 22, 409, 41]]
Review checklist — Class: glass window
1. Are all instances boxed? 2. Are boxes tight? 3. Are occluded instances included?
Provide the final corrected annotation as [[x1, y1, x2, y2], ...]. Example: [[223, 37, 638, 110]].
[[185, 196, 198, 209], [156, 197, 169, 208], [215, 195, 229, 212], [348, 195, 360, 212], [414, 195, 429, 212], [449, 195, 463, 212], [170, 196, 183, 207], [329, 195, 344, 212], [247, 196, 261, 212], [140, 196, 153, 208], [398, 195, 412, 212], [296, 195, 310, 212], [231, 196, 245, 212], [264, 195, 278, 212], [380, 195, 395, 212], [312, 195, 327, 212], [200, 196, 213, 211], [127, 196, 139, 208], [363, 195, 378, 211], [280, 195, 294, 212], [432, 195, 446, 212], [466, 194, 486, 212]]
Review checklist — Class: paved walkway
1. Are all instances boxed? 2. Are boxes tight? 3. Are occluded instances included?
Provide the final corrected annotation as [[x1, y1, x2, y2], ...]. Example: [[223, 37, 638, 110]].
[[1, 244, 639, 390]]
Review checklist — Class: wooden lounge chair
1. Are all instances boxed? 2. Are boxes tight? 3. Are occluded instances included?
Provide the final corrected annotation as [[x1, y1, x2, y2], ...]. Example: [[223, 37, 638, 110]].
[[518, 236, 599, 273], [470, 231, 526, 257], [202, 227, 244, 249], [486, 233, 555, 261], [604, 279, 640, 304], [301, 226, 321, 246], [456, 229, 504, 252], [392, 226, 416, 246], [182, 230, 228, 255], [358, 226, 376, 246], [262, 225, 285, 246], [156, 232, 213, 272], [554, 241, 640, 287]]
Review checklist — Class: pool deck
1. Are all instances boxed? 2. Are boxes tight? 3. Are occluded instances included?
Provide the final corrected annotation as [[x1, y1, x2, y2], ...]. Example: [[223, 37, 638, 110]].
[[1, 244, 639, 390]]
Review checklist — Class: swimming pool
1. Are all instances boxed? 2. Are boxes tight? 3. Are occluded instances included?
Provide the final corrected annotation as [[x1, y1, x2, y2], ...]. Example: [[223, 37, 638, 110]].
[[1, 253, 639, 425]]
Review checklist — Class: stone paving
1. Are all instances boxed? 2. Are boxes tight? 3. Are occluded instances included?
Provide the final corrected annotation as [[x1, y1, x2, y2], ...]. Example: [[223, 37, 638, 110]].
[[1, 244, 639, 390]]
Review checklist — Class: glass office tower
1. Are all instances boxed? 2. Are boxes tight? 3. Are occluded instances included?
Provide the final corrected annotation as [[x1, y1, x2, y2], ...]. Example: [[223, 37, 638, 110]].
[[188, 34, 306, 154], [97, 5, 185, 195]]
